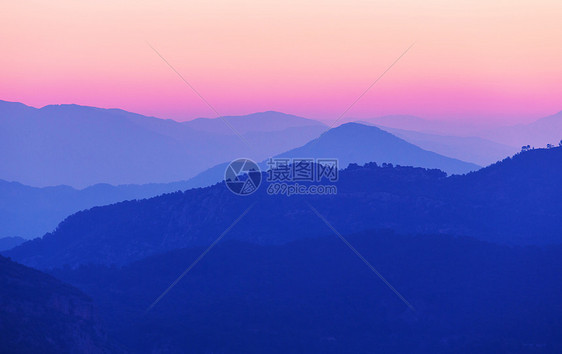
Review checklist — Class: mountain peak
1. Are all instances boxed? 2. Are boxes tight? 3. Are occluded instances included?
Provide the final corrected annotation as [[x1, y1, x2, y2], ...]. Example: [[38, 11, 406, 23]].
[[277, 122, 480, 174], [39, 103, 105, 112], [183, 111, 326, 135], [328, 121, 385, 131]]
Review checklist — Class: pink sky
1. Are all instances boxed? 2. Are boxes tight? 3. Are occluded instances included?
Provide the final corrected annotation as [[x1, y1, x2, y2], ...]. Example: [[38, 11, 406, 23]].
[[1, 0, 561, 124]]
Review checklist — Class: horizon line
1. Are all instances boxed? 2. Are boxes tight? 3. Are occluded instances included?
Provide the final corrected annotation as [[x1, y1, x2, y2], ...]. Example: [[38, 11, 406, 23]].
[[1, 98, 560, 126]]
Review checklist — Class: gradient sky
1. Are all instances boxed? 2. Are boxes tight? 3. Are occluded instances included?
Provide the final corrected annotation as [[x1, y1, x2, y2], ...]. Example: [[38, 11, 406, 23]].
[[1, 0, 561, 124]]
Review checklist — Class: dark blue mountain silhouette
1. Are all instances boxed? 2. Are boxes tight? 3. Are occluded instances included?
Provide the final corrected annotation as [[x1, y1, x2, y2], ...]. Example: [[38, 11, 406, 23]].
[[0, 255, 112, 352], [6, 147, 562, 269], [50, 232, 562, 353]]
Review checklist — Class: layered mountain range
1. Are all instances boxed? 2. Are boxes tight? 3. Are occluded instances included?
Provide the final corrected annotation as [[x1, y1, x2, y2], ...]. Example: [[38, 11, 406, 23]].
[[6, 147, 562, 269], [2, 100, 562, 353]]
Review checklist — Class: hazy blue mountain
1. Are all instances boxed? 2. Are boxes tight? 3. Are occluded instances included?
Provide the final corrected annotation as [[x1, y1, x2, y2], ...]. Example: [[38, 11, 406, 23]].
[[184, 111, 326, 134], [184, 123, 481, 189], [356, 114, 499, 136], [480, 111, 562, 148], [277, 123, 480, 174], [0, 255, 111, 353], [0, 102, 324, 238], [371, 125, 518, 166], [363, 114, 433, 131], [51, 232, 562, 353], [0, 101, 195, 187], [0, 236, 25, 251], [0, 179, 189, 239], [0, 101, 324, 187], [360, 111, 562, 150], [7, 147, 562, 269], [181, 162, 230, 189]]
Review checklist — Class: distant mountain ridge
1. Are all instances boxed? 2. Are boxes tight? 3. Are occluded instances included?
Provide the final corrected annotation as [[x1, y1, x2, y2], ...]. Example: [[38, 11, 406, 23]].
[[183, 122, 481, 189], [0, 119, 480, 240], [3, 98, 559, 188], [348, 114, 498, 136], [0, 179, 189, 239], [358, 111, 562, 149], [0, 101, 325, 187], [371, 125, 518, 166], [277, 122, 480, 174], [479, 111, 562, 148], [184, 111, 326, 134]]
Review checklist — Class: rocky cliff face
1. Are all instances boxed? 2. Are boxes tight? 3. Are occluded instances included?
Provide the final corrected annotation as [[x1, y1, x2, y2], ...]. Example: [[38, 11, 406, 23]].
[[0, 255, 112, 353]]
